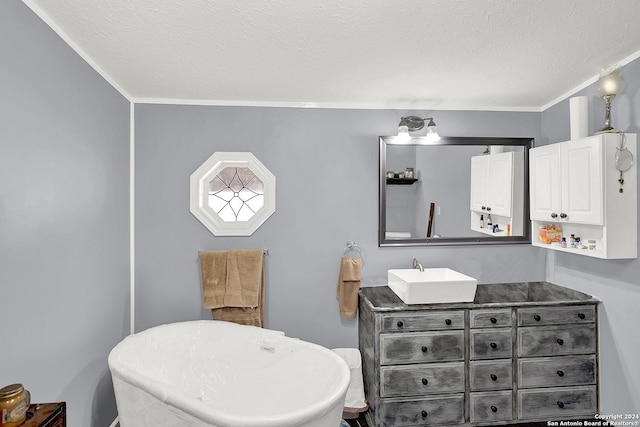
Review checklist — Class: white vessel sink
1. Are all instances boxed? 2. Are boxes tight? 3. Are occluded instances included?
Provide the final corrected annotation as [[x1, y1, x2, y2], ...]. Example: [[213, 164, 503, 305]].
[[387, 268, 478, 304]]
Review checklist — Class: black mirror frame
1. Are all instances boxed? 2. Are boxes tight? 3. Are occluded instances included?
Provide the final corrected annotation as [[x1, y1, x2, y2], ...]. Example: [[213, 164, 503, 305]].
[[379, 136, 533, 246]]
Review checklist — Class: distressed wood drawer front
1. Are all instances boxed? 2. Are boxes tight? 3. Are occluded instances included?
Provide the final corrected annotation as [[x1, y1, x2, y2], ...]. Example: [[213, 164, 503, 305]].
[[471, 329, 513, 359], [470, 360, 513, 391], [518, 305, 595, 326], [471, 309, 512, 328], [381, 331, 464, 365], [518, 386, 597, 419], [382, 311, 464, 332], [381, 362, 464, 397], [518, 355, 596, 388], [518, 325, 596, 357], [381, 394, 465, 426], [470, 390, 514, 423]]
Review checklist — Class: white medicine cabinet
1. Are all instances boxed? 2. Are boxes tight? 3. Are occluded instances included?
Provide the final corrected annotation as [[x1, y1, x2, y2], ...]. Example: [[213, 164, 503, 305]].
[[529, 133, 637, 259], [470, 150, 525, 237]]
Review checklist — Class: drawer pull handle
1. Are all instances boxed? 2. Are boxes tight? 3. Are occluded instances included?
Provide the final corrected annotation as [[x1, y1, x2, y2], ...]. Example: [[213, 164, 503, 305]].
[[397, 321, 404, 328], [534, 314, 541, 321], [557, 338, 564, 345], [556, 370, 564, 377], [445, 319, 452, 325], [421, 378, 428, 385], [491, 406, 498, 413], [578, 313, 586, 320], [421, 410, 428, 418], [490, 317, 497, 324], [490, 374, 498, 381], [557, 401, 565, 409], [490, 342, 498, 349], [421, 346, 428, 353]]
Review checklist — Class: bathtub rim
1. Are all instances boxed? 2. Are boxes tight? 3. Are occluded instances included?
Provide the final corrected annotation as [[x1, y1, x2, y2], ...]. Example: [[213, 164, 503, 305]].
[[108, 320, 351, 427]]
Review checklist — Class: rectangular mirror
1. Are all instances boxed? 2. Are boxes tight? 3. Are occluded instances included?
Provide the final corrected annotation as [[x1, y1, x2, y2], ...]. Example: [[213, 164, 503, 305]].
[[379, 136, 533, 246]]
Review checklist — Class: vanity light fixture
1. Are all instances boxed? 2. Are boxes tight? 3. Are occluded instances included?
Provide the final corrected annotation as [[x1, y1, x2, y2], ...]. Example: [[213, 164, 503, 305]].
[[596, 65, 625, 133], [397, 116, 440, 142]]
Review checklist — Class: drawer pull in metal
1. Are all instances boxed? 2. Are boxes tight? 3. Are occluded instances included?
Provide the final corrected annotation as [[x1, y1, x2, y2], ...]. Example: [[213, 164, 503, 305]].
[[556, 370, 564, 377], [490, 342, 497, 349], [557, 401, 565, 409], [421, 378, 428, 385], [490, 374, 498, 381], [490, 317, 497, 324], [578, 313, 586, 319], [491, 406, 498, 413], [445, 319, 452, 325], [534, 314, 541, 321], [421, 410, 428, 418], [421, 346, 428, 353], [557, 338, 564, 345], [397, 321, 404, 328]]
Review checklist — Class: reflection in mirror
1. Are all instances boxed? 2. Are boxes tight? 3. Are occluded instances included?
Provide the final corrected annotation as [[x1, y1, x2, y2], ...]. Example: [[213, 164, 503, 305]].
[[379, 136, 533, 246], [208, 167, 265, 221]]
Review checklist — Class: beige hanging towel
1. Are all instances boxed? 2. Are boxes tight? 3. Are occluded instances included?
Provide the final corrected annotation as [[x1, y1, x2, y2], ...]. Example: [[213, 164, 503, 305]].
[[199, 249, 265, 327], [337, 257, 362, 318]]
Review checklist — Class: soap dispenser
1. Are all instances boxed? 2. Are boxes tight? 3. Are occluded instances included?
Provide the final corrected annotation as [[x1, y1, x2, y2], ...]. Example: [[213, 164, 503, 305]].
[[486, 214, 492, 230]]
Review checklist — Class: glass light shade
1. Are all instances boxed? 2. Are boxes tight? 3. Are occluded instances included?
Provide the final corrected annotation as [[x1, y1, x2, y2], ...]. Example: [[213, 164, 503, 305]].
[[397, 125, 411, 142], [597, 70, 624, 97], [425, 121, 440, 142]]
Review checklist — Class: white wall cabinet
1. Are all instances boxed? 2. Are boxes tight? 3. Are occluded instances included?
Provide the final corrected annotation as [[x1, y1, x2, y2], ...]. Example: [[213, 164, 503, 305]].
[[529, 133, 637, 259], [470, 151, 524, 236]]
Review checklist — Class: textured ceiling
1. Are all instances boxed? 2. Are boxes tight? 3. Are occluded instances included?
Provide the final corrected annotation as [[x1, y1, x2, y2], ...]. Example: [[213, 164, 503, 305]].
[[22, 0, 640, 110]]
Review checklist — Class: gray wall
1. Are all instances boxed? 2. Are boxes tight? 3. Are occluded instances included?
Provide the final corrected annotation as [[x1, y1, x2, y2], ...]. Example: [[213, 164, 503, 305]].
[[0, 2, 130, 426], [135, 106, 545, 348], [541, 58, 640, 413]]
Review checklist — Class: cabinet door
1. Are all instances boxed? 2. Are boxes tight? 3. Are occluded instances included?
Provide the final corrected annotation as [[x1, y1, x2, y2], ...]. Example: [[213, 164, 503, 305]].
[[470, 155, 489, 212], [560, 139, 603, 224], [486, 152, 514, 217], [529, 144, 561, 221]]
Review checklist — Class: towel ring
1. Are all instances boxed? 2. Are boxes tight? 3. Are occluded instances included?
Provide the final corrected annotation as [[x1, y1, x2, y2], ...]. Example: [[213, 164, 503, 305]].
[[342, 240, 365, 261]]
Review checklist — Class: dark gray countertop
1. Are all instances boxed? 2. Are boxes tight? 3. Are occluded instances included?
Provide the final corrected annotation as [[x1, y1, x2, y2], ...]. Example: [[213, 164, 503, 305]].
[[359, 281, 601, 312]]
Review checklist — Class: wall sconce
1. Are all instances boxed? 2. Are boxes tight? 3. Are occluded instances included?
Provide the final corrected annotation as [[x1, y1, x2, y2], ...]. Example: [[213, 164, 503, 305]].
[[596, 66, 625, 133], [397, 116, 440, 142]]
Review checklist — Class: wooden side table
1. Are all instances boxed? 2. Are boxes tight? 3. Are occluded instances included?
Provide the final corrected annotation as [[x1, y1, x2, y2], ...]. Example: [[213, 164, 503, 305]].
[[23, 402, 66, 427]]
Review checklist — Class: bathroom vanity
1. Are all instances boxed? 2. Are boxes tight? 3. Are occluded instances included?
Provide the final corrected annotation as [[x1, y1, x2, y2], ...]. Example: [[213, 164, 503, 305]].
[[358, 282, 599, 426]]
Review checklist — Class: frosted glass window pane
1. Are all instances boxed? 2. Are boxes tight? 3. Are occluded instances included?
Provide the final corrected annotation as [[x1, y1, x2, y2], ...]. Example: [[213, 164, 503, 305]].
[[208, 167, 264, 222]]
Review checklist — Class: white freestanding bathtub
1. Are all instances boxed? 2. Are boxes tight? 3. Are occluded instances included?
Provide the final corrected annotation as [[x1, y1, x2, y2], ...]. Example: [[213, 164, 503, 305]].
[[108, 321, 350, 427]]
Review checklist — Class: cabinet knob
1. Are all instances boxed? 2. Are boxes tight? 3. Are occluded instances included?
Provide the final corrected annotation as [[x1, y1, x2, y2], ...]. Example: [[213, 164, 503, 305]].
[[482, 206, 486, 210], [421, 410, 428, 418], [397, 321, 404, 328], [551, 213, 558, 218], [557, 370, 564, 377], [534, 314, 541, 321], [445, 319, 452, 326], [486, 207, 491, 212], [421, 346, 428, 353], [557, 338, 564, 345], [490, 317, 497, 324], [557, 401, 565, 409], [578, 313, 586, 320], [560, 213, 568, 219], [490, 342, 498, 349], [421, 378, 428, 385], [491, 406, 498, 413], [490, 374, 498, 381]]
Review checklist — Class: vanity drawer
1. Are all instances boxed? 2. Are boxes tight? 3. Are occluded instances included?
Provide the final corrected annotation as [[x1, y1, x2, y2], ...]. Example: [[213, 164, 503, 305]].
[[382, 311, 464, 332], [470, 309, 512, 328], [381, 362, 464, 397], [471, 328, 513, 359], [518, 305, 595, 326], [470, 391, 513, 423], [517, 386, 597, 420], [518, 355, 596, 388], [518, 325, 596, 357], [470, 360, 513, 391], [381, 394, 464, 426], [381, 331, 464, 365]]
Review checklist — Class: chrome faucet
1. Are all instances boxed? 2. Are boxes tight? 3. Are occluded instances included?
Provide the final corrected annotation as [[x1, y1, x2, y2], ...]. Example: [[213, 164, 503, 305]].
[[412, 257, 424, 272]]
